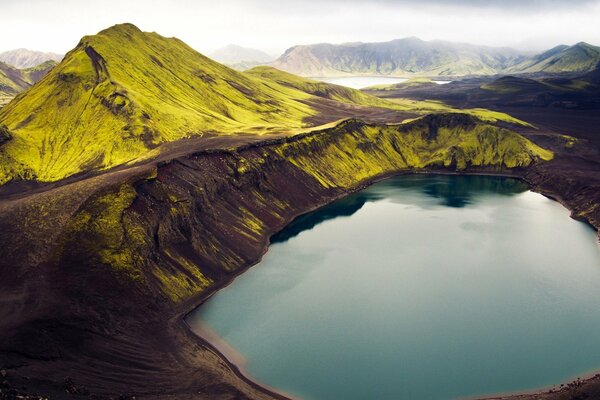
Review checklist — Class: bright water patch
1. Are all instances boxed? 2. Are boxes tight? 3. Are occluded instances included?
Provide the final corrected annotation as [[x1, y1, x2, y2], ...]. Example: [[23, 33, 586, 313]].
[[188, 175, 600, 400], [319, 76, 450, 89]]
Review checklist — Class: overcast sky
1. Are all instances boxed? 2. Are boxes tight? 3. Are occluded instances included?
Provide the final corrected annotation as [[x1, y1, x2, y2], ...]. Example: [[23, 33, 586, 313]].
[[1, 0, 599, 56]]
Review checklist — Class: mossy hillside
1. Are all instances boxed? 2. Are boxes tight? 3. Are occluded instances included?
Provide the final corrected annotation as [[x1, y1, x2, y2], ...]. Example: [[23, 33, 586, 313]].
[[245, 66, 406, 109], [245, 67, 527, 126], [274, 114, 551, 188], [0, 24, 414, 185], [0, 25, 304, 184], [0, 62, 28, 93], [21, 60, 58, 83], [385, 98, 531, 127], [508, 42, 600, 74]]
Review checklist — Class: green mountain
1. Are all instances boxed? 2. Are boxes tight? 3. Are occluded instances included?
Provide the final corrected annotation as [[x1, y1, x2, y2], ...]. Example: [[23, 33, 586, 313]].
[[0, 24, 409, 185], [272, 38, 600, 77], [0, 48, 62, 69], [271, 37, 528, 77], [507, 42, 600, 73]]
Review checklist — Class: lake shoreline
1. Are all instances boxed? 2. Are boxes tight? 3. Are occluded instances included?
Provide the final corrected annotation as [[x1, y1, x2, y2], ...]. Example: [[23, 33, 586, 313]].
[[181, 168, 600, 400]]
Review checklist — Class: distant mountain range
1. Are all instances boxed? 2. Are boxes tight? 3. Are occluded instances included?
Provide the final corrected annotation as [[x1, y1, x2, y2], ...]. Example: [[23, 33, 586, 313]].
[[0, 48, 62, 104], [506, 42, 600, 74], [0, 48, 63, 69], [271, 38, 600, 77], [210, 44, 274, 64], [0, 60, 57, 106]]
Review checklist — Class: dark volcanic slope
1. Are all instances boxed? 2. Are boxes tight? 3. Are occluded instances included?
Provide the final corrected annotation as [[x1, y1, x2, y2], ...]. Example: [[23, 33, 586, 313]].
[[3, 114, 588, 400]]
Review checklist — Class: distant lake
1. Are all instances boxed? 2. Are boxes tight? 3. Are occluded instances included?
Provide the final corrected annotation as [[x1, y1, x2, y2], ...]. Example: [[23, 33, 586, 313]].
[[188, 175, 600, 400], [319, 76, 451, 89]]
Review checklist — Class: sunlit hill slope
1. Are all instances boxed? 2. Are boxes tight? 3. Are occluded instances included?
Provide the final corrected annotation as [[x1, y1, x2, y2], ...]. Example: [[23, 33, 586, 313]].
[[0, 23, 409, 185]]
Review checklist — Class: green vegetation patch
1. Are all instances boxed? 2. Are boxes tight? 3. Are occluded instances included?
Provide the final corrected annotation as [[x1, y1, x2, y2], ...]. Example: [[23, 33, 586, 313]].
[[273, 114, 551, 189], [0, 25, 411, 185]]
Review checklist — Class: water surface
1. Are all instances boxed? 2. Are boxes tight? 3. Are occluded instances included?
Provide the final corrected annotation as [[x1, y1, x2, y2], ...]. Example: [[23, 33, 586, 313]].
[[188, 175, 600, 400]]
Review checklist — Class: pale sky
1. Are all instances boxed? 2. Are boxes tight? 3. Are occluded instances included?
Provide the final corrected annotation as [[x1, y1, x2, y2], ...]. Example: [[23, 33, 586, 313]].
[[1, 0, 599, 56]]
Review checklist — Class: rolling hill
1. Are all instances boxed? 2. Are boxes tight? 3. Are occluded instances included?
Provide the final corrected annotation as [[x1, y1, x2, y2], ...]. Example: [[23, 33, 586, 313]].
[[0, 23, 414, 185], [0, 48, 62, 68]]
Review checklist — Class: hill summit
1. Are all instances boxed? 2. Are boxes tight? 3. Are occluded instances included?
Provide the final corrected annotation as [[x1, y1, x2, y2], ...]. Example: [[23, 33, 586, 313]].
[[0, 24, 401, 184]]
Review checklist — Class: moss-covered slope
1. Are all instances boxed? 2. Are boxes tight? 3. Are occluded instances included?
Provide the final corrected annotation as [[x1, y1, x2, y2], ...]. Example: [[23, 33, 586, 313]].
[[245, 66, 405, 109], [0, 24, 410, 186]]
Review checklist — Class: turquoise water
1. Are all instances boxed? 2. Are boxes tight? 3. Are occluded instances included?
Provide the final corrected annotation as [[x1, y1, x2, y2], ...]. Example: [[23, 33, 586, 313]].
[[187, 175, 600, 400]]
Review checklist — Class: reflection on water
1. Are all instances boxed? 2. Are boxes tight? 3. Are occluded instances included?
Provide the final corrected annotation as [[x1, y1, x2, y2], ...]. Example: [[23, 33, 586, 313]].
[[189, 174, 600, 400], [274, 175, 528, 243], [382, 174, 528, 208], [271, 191, 382, 244]]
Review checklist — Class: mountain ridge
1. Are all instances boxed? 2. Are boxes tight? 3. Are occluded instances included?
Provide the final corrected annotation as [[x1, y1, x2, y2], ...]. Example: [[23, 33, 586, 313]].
[[0, 60, 57, 106], [0, 48, 63, 68], [272, 38, 600, 77]]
